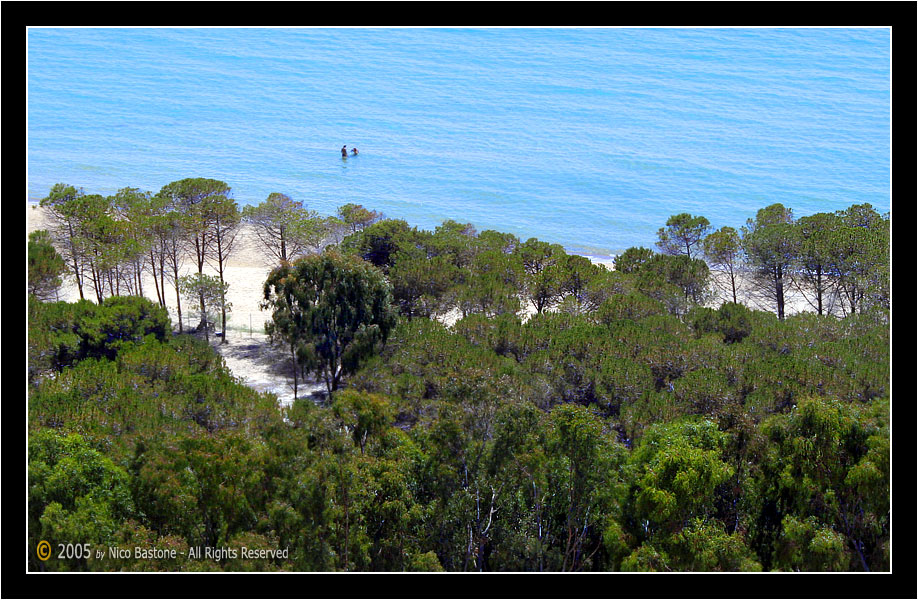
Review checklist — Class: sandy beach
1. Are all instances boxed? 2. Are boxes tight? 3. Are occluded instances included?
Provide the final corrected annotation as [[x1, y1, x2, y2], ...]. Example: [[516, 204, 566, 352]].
[[28, 201, 822, 403], [28, 202, 321, 406], [28, 202, 280, 331]]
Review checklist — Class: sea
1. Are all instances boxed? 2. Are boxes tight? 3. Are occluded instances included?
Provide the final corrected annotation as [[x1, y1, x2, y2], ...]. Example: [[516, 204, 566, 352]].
[[27, 27, 891, 259]]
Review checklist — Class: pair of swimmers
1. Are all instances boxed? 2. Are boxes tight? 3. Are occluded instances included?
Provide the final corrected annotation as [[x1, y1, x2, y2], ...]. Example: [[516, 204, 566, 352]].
[[341, 145, 358, 157]]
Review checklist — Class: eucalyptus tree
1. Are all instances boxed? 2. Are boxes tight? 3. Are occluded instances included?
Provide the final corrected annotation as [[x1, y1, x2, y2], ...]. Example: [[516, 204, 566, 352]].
[[262, 251, 396, 396], [331, 389, 394, 455], [546, 403, 626, 571], [621, 418, 750, 571], [28, 431, 135, 571], [752, 397, 889, 571]]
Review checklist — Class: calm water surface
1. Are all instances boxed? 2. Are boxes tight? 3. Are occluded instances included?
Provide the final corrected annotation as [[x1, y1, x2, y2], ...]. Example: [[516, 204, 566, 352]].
[[27, 27, 890, 256]]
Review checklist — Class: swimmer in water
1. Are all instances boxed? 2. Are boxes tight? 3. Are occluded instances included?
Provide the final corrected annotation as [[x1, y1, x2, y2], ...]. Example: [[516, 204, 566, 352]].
[[341, 145, 348, 157], [351, 147, 359, 156]]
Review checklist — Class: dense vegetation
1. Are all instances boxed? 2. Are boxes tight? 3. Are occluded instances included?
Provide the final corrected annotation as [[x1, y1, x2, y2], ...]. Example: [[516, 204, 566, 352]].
[[28, 186, 890, 572]]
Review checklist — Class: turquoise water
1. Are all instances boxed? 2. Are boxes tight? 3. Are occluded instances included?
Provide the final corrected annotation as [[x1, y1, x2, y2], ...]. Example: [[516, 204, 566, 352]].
[[27, 28, 890, 257]]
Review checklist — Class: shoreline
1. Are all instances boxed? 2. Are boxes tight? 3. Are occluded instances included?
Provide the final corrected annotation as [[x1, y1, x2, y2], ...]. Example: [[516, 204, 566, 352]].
[[27, 198, 619, 270], [27, 201, 825, 327]]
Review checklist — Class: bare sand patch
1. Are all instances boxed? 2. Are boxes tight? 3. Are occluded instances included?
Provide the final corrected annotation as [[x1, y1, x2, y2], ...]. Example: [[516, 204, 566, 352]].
[[28, 202, 279, 332], [28, 202, 318, 405], [210, 331, 325, 408], [706, 268, 840, 316]]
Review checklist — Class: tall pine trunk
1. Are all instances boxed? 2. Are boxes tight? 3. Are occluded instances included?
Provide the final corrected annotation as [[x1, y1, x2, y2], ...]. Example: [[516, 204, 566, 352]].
[[67, 220, 85, 300], [216, 234, 229, 343], [173, 262, 183, 333], [774, 267, 786, 320], [150, 250, 163, 306]]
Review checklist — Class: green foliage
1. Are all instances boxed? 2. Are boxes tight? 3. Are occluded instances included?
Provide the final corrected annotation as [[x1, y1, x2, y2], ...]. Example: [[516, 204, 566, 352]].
[[627, 418, 733, 529], [453, 312, 522, 357], [548, 254, 622, 314], [29, 230, 68, 301], [338, 218, 414, 272], [703, 226, 743, 303], [641, 253, 711, 306], [656, 213, 711, 259], [159, 177, 231, 215], [352, 317, 517, 419], [457, 250, 524, 318], [178, 273, 230, 336], [615, 246, 654, 274], [29, 431, 134, 571], [29, 296, 170, 381], [332, 390, 395, 454], [689, 302, 756, 344], [544, 404, 627, 571], [703, 226, 742, 266], [428, 219, 479, 269], [337, 203, 382, 234], [26, 199, 888, 573], [774, 516, 849, 571], [262, 251, 396, 394], [623, 518, 761, 572], [389, 251, 458, 320], [792, 212, 840, 315], [831, 204, 890, 315], [595, 292, 666, 324], [742, 203, 798, 320], [242, 192, 326, 263], [750, 396, 889, 571], [132, 434, 268, 548], [615, 249, 709, 314], [517, 238, 566, 313]]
